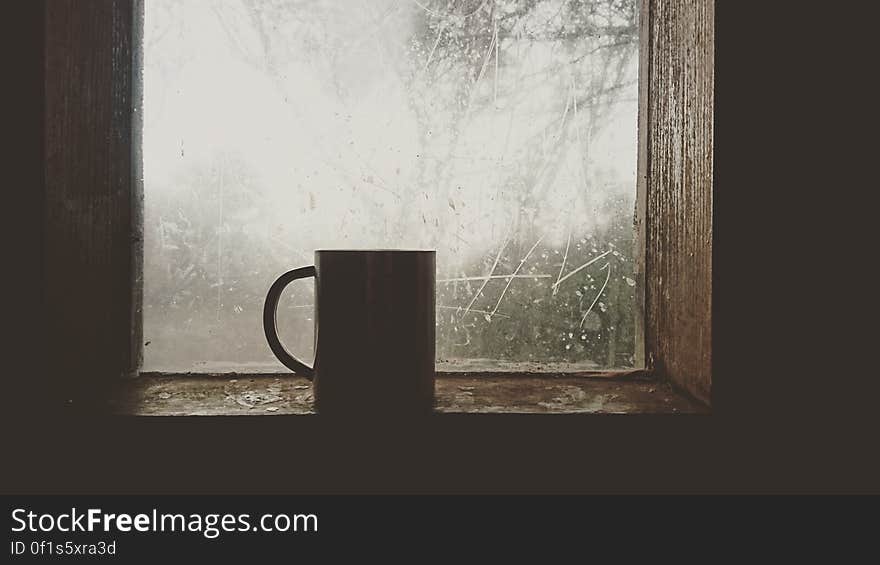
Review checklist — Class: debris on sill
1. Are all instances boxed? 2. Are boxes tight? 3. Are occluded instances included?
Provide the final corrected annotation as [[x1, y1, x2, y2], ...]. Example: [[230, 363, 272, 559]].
[[113, 374, 708, 416]]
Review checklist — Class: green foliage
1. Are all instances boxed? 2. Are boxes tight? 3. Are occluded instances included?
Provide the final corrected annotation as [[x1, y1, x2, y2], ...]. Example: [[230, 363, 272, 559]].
[[435, 193, 636, 367]]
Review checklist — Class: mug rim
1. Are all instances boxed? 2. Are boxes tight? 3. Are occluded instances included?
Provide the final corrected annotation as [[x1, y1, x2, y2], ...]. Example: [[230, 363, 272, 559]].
[[314, 248, 435, 253]]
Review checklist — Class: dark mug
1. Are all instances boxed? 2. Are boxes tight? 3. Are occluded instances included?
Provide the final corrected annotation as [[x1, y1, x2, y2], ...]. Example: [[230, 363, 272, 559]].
[[263, 250, 436, 415]]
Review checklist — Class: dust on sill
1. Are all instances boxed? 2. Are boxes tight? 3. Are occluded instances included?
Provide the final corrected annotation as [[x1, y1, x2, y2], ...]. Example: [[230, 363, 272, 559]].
[[110, 374, 708, 416]]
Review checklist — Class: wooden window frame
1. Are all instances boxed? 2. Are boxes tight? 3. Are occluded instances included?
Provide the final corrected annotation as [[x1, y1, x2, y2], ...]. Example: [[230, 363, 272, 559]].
[[44, 0, 713, 412]]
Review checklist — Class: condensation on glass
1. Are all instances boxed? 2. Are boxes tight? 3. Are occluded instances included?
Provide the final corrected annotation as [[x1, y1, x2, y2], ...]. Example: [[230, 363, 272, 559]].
[[143, 0, 641, 372]]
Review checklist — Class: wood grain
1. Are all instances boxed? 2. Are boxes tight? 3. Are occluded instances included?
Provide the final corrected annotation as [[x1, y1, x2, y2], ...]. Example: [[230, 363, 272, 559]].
[[41, 0, 713, 411], [111, 375, 708, 416], [45, 0, 137, 410], [644, 0, 714, 404]]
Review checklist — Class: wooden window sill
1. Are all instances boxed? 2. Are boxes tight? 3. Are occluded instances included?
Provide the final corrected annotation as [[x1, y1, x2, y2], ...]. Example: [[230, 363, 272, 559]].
[[110, 374, 708, 416]]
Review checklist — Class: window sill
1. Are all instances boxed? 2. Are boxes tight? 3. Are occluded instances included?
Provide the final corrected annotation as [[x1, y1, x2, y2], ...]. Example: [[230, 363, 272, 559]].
[[110, 374, 708, 416]]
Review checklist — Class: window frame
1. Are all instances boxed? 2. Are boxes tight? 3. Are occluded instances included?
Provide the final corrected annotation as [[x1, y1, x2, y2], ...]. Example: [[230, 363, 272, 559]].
[[44, 0, 713, 408]]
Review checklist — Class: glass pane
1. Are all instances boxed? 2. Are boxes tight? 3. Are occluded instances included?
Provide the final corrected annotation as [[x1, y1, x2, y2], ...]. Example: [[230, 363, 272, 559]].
[[143, 0, 641, 372]]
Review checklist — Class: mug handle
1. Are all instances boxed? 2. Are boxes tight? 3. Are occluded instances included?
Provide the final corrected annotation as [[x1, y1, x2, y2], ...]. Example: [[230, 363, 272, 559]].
[[263, 266, 316, 379]]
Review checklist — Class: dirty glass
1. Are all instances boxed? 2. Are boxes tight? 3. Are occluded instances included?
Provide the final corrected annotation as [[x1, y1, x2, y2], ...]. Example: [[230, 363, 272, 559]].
[[143, 0, 641, 372]]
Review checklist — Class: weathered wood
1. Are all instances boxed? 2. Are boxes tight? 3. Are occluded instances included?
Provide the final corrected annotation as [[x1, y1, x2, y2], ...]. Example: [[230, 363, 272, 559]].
[[644, 0, 714, 404], [42, 0, 713, 413], [141, 368, 647, 380], [111, 375, 708, 416], [140, 359, 646, 378], [45, 1, 137, 409]]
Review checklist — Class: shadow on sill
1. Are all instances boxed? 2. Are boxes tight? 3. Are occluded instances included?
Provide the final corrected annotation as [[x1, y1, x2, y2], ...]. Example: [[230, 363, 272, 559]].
[[110, 374, 709, 416]]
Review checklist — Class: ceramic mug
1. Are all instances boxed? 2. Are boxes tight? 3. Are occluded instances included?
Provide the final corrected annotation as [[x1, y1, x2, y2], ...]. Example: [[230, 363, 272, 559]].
[[264, 250, 435, 415]]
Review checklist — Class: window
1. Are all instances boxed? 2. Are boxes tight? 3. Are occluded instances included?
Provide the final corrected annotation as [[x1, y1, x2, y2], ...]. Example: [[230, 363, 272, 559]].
[[43, 0, 712, 411], [142, 0, 643, 374]]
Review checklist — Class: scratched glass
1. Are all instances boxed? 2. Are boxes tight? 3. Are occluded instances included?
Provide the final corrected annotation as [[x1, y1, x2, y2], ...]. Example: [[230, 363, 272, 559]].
[[143, 0, 641, 372]]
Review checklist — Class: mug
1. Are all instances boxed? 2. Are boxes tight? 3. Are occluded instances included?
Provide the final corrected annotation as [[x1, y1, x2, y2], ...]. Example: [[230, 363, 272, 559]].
[[263, 249, 436, 415]]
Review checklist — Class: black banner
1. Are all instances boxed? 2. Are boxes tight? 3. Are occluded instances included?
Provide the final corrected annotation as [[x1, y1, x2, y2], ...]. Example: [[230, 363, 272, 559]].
[[1, 495, 645, 560], [4, 495, 877, 560]]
